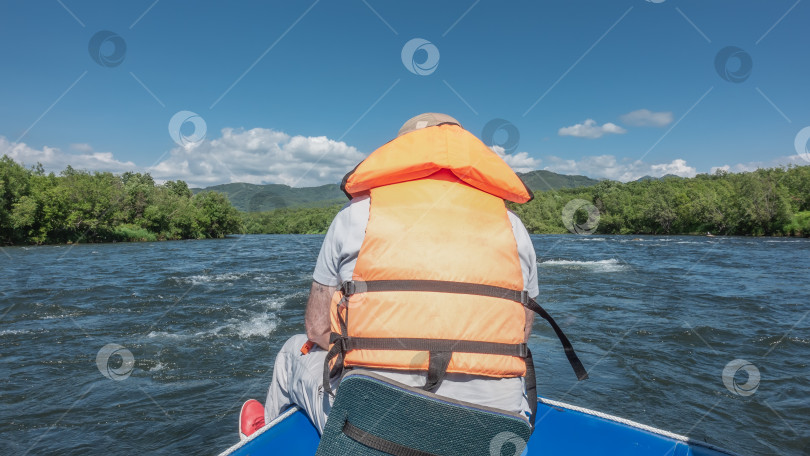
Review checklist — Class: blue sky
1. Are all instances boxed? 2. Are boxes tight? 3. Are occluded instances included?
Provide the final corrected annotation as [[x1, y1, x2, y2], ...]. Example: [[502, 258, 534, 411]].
[[1, 0, 808, 187]]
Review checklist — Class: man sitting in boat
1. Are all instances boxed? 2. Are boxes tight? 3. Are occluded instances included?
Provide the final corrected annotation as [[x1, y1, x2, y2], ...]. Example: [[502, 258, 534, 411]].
[[238, 113, 582, 439]]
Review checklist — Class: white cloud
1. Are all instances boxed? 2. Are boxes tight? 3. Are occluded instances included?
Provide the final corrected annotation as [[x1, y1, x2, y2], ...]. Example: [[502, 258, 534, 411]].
[[558, 119, 626, 139], [0, 136, 136, 173], [619, 109, 674, 127], [543, 155, 697, 182], [1, 129, 365, 187], [148, 127, 366, 187], [709, 164, 757, 174], [710, 154, 810, 174], [649, 158, 696, 177], [489, 145, 541, 173]]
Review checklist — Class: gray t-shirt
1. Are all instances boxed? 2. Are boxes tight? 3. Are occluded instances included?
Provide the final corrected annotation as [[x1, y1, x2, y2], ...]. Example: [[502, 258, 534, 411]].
[[313, 194, 537, 420]]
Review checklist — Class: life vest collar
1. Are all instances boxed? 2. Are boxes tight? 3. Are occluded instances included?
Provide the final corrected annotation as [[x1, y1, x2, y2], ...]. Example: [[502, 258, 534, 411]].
[[341, 124, 534, 203]]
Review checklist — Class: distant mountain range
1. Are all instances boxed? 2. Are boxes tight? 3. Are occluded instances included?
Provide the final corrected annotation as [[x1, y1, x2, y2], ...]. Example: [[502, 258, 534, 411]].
[[517, 170, 600, 192], [634, 174, 683, 182], [191, 182, 346, 212], [193, 170, 602, 212]]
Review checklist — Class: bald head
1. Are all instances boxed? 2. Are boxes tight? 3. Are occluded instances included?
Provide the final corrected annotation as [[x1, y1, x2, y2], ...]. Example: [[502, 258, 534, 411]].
[[397, 113, 461, 137]]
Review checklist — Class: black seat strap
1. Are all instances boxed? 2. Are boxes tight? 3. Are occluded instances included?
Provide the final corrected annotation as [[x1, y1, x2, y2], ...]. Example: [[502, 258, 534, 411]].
[[323, 332, 346, 397], [342, 419, 439, 456], [524, 298, 589, 381], [524, 349, 538, 428]]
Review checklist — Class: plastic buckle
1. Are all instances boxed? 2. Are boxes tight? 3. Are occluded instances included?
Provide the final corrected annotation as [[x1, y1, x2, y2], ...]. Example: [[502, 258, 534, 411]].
[[520, 290, 529, 305], [340, 281, 356, 296], [519, 343, 529, 357]]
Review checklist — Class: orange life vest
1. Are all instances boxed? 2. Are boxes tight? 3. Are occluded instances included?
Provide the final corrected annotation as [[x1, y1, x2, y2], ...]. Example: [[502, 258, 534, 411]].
[[325, 124, 587, 399]]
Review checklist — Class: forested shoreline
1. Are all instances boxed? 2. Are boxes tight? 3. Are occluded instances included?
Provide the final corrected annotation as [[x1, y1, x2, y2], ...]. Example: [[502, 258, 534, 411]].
[[514, 165, 809, 236], [242, 165, 810, 237], [3, 155, 808, 244], [1, 156, 241, 245]]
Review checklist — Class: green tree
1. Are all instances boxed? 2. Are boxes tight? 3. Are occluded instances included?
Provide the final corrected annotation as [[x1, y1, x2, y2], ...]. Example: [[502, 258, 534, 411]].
[[0, 155, 32, 243], [193, 191, 242, 238], [164, 180, 192, 199], [121, 172, 156, 222]]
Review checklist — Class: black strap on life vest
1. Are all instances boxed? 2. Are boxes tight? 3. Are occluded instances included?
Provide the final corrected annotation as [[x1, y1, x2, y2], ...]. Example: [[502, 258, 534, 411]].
[[322, 279, 588, 413]]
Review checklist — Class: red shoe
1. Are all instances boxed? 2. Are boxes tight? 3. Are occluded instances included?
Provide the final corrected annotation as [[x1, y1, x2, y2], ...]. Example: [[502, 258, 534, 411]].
[[239, 399, 266, 440]]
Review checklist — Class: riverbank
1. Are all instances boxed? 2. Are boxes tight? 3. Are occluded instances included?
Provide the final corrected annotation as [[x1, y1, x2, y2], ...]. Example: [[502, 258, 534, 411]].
[[1, 156, 242, 245], [5, 157, 809, 243]]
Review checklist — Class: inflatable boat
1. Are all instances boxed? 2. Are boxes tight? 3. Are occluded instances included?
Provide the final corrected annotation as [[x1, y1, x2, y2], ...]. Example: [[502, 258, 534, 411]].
[[218, 371, 738, 456]]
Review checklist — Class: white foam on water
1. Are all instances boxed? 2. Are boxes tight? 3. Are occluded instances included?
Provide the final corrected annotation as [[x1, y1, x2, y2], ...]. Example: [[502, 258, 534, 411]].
[[0, 329, 31, 336], [574, 237, 607, 242], [41, 312, 81, 320], [173, 271, 289, 286], [254, 297, 285, 310], [173, 272, 249, 285], [147, 330, 188, 340], [146, 361, 165, 372], [147, 307, 279, 341], [203, 312, 279, 339], [234, 313, 278, 338], [539, 258, 627, 272]]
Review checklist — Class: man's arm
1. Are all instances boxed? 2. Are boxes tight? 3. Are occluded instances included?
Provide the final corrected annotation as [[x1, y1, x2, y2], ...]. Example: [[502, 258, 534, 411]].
[[304, 280, 336, 350], [507, 210, 538, 344], [524, 308, 534, 343]]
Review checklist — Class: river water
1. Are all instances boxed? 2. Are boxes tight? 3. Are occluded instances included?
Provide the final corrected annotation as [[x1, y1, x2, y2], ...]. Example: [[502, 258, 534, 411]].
[[1, 234, 808, 455]]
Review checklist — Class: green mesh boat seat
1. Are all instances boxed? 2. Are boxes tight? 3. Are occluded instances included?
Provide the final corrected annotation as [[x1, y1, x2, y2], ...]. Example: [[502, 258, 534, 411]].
[[315, 370, 532, 456]]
